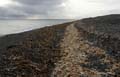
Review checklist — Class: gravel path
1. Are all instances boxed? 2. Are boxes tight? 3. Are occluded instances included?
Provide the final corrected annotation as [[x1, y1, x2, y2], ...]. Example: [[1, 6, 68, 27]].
[[51, 24, 87, 77], [51, 23, 118, 77]]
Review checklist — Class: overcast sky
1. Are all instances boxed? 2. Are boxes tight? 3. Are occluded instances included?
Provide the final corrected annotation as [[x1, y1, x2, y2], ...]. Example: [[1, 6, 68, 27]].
[[0, 0, 120, 19]]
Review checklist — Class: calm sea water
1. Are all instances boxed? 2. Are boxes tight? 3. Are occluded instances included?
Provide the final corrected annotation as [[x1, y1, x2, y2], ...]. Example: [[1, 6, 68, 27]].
[[0, 19, 73, 35]]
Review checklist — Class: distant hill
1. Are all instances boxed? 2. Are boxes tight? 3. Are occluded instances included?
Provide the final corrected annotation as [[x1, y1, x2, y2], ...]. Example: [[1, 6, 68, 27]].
[[76, 14, 120, 38], [0, 14, 120, 77]]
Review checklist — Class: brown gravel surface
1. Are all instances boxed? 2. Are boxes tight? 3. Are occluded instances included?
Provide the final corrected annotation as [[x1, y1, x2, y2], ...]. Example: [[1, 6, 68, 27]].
[[0, 15, 120, 77], [51, 23, 120, 77]]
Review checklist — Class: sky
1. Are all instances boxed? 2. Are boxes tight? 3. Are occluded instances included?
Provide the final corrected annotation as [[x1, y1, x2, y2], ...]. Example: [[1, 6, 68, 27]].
[[0, 0, 120, 19]]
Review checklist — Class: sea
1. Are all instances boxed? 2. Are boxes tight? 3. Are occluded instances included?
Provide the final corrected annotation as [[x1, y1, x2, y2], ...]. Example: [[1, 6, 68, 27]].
[[0, 19, 73, 35]]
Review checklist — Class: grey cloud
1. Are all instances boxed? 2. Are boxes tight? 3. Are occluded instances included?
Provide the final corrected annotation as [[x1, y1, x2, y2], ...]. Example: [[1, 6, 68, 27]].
[[0, 0, 64, 19], [0, 0, 120, 19], [0, 7, 27, 19], [14, 0, 63, 5]]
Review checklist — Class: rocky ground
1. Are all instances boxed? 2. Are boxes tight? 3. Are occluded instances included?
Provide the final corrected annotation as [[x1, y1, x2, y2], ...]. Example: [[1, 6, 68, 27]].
[[0, 22, 71, 77], [52, 23, 120, 77], [0, 15, 120, 77]]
